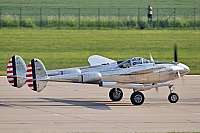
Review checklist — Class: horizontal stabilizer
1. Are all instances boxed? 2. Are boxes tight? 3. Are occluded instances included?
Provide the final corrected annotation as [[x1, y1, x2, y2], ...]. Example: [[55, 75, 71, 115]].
[[88, 55, 116, 66]]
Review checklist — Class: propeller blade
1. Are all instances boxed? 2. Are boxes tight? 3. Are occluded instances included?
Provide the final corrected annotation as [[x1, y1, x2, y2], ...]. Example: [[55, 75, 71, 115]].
[[174, 44, 178, 62], [149, 52, 155, 62], [177, 71, 181, 78]]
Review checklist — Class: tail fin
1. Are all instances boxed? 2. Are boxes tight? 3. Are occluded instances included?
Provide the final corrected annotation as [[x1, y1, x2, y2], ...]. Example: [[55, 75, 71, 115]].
[[26, 58, 48, 92], [7, 55, 27, 88]]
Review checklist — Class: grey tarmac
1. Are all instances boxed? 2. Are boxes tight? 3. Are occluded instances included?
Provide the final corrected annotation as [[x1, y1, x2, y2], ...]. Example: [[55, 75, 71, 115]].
[[0, 76, 200, 132]]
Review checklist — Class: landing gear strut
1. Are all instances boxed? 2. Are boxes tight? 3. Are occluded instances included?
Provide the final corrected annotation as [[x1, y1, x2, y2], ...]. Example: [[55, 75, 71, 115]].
[[109, 88, 123, 101], [168, 84, 179, 103]]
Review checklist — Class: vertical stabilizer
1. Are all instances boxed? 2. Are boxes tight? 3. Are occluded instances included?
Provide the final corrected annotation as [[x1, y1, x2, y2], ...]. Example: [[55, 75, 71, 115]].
[[7, 55, 27, 88], [26, 58, 48, 92]]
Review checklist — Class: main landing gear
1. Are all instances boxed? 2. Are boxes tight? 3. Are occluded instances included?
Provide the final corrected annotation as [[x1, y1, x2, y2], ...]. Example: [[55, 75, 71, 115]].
[[130, 91, 145, 105], [109, 88, 145, 105], [168, 84, 179, 103], [109, 88, 123, 101]]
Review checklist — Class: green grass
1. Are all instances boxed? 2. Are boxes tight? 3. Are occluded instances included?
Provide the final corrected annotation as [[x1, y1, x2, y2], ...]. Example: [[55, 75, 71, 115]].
[[1, 0, 200, 29], [0, 29, 199, 75], [0, 0, 200, 8]]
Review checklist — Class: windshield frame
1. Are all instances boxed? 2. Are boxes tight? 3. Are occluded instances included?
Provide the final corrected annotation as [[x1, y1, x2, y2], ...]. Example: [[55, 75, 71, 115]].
[[118, 57, 150, 68]]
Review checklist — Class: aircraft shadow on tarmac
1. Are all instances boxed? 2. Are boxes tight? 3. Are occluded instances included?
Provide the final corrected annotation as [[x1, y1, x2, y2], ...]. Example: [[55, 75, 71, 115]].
[[40, 98, 112, 110], [0, 104, 11, 107], [0, 97, 156, 110]]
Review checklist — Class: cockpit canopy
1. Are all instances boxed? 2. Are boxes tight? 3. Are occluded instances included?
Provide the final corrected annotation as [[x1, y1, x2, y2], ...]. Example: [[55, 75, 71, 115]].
[[118, 57, 150, 68]]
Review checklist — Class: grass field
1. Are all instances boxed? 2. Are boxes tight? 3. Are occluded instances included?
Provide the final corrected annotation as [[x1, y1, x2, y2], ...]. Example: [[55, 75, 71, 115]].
[[0, 0, 200, 8], [0, 29, 199, 75], [1, 0, 200, 29]]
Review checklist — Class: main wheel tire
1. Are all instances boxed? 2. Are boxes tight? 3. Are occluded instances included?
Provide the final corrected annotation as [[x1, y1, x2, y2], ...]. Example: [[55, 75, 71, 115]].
[[109, 88, 123, 101], [168, 93, 179, 103], [130, 91, 145, 105]]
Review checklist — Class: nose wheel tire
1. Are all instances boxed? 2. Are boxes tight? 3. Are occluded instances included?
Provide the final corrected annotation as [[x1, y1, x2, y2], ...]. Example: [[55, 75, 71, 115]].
[[130, 91, 145, 105], [109, 88, 123, 101], [168, 93, 179, 103]]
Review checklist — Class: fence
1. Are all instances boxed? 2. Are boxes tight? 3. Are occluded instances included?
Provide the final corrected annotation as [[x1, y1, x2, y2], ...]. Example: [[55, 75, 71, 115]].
[[0, 7, 200, 30]]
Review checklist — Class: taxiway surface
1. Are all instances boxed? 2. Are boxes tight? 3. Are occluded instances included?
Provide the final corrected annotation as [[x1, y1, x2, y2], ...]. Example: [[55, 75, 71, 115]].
[[0, 76, 200, 132]]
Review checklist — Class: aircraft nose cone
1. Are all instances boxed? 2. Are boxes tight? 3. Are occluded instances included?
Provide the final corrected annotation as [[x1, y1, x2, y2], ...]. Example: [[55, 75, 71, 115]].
[[179, 63, 190, 74], [185, 65, 190, 73]]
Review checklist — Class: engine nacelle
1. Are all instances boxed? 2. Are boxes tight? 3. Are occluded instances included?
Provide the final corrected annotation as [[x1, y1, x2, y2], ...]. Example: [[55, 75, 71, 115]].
[[78, 72, 102, 83], [47, 68, 81, 76]]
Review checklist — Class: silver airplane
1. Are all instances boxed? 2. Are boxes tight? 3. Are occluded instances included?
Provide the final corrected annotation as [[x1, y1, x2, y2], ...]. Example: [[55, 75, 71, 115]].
[[7, 46, 190, 105]]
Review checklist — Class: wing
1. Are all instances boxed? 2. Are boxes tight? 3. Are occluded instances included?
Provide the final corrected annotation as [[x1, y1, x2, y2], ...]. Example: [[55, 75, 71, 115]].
[[88, 55, 116, 66], [120, 66, 164, 75]]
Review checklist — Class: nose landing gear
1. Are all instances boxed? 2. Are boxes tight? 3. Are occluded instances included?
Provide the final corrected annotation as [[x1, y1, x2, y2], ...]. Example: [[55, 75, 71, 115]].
[[168, 84, 179, 103]]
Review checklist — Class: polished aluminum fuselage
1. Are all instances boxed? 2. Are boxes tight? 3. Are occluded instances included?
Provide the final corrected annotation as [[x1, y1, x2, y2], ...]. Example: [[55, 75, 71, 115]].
[[100, 63, 188, 84], [47, 61, 189, 86]]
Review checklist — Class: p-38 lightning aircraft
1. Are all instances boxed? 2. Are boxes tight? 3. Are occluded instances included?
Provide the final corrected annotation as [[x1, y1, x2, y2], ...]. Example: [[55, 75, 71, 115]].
[[7, 45, 189, 105]]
